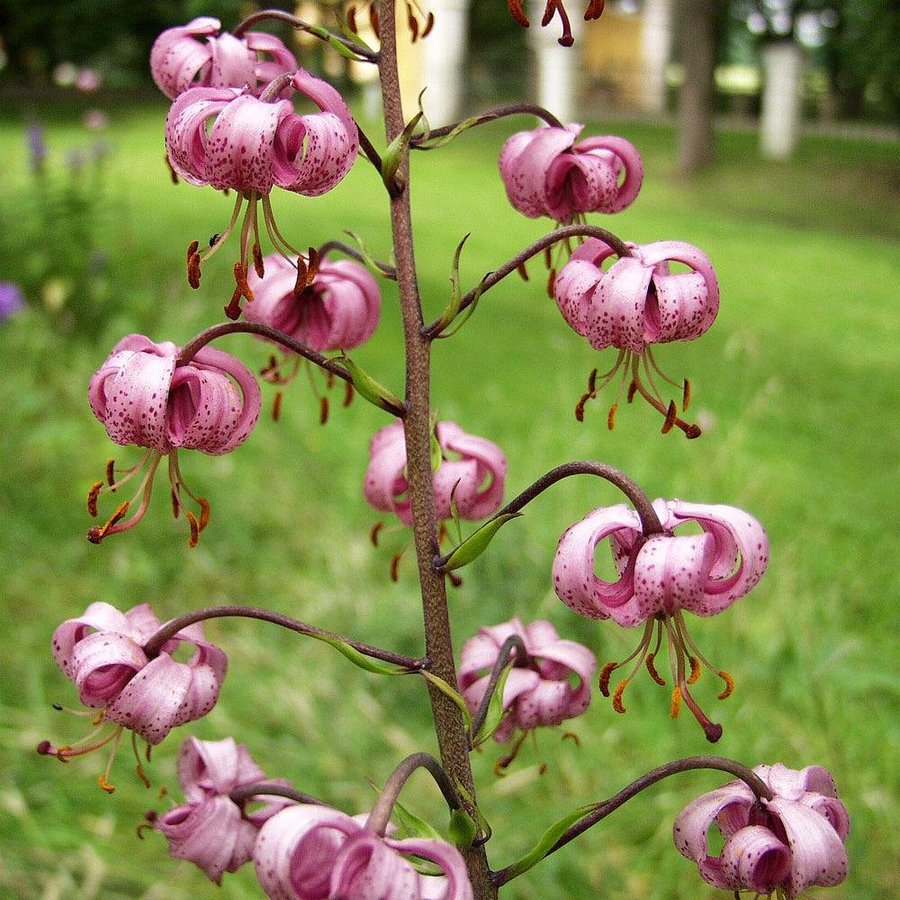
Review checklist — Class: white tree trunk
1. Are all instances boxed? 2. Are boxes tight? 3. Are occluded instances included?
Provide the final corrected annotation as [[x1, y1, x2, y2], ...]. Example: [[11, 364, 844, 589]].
[[528, 0, 584, 122], [760, 41, 804, 159], [421, 0, 472, 126], [641, 0, 673, 113]]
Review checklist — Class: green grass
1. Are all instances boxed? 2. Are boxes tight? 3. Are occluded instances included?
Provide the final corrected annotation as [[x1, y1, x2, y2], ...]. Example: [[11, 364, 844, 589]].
[[1, 97, 898, 899]]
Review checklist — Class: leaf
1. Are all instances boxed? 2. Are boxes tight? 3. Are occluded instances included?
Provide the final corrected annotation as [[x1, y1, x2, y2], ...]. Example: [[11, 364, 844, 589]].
[[419, 671, 473, 730], [392, 798, 445, 842], [312, 634, 410, 675], [448, 807, 478, 848], [471, 664, 512, 747], [438, 513, 522, 572], [340, 355, 403, 413]]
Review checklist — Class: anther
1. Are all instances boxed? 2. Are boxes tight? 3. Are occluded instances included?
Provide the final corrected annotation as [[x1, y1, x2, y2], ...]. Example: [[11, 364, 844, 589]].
[[516, 261, 529, 281], [716, 669, 735, 700], [447, 572, 463, 588], [546, 268, 557, 298], [307, 247, 320, 282], [87, 481, 102, 517], [224, 285, 243, 320], [682, 378, 692, 411], [347, 6, 358, 33], [252, 242, 265, 278], [293, 256, 309, 297], [319, 395, 329, 425], [661, 399, 678, 434], [507, 0, 531, 28], [645, 652, 666, 685], [370, 521, 384, 547], [389, 553, 402, 582], [171, 487, 181, 518], [561, 731, 580, 747], [422, 12, 435, 37], [543, 246, 553, 268], [607, 402, 618, 430], [186, 511, 201, 548], [611, 680, 628, 713], [105, 459, 116, 487], [584, 0, 605, 20], [598, 661, 617, 696], [406, 3, 419, 41], [688, 655, 702, 685], [272, 391, 283, 422], [627, 380, 638, 403], [186, 240, 201, 289], [368, 2, 380, 39], [233, 261, 254, 303], [343, 380, 355, 408], [670, 686, 682, 719], [97, 774, 116, 794]]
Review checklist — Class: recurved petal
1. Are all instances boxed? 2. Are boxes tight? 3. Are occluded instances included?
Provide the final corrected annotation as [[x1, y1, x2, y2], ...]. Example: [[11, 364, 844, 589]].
[[52, 601, 140, 676], [711, 824, 791, 894], [208, 32, 256, 91], [150, 17, 220, 100], [386, 836, 474, 900], [767, 797, 850, 896], [245, 31, 299, 87], [331, 830, 420, 898], [552, 504, 643, 620], [572, 135, 644, 212], [544, 150, 618, 221], [165, 87, 240, 186], [313, 260, 381, 349], [69, 630, 147, 707], [667, 500, 769, 612], [499, 125, 580, 218], [177, 736, 260, 799], [673, 782, 754, 863], [585, 255, 653, 352], [631, 532, 716, 621]]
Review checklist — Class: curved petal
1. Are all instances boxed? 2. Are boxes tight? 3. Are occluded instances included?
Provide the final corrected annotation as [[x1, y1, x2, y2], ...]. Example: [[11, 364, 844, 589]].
[[52, 601, 143, 677], [544, 150, 618, 221], [572, 134, 644, 212], [631, 532, 716, 621], [437, 426, 507, 521], [332, 830, 420, 898], [387, 836, 474, 900], [150, 17, 220, 100], [165, 87, 240, 186], [552, 504, 643, 620], [673, 782, 754, 863], [667, 500, 769, 612], [710, 824, 791, 894], [499, 125, 580, 218], [208, 32, 256, 92], [69, 630, 147, 707], [767, 797, 849, 896], [585, 255, 653, 352], [364, 422, 412, 525], [245, 31, 299, 88]]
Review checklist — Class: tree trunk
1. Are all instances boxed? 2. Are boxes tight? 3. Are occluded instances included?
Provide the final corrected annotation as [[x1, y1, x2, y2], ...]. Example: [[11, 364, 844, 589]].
[[676, 0, 717, 174]]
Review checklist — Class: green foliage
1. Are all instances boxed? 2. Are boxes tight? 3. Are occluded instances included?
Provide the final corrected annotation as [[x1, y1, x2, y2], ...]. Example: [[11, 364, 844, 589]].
[[0, 106, 897, 898]]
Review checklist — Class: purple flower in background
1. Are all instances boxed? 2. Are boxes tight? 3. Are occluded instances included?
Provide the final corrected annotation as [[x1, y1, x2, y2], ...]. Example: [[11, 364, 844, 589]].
[[86, 333, 261, 543], [553, 499, 768, 741], [83, 109, 109, 131], [459, 618, 596, 743], [0, 282, 24, 320], [254, 804, 474, 899], [26, 121, 47, 174], [75, 67, 101, 92], [500, 125, 643, 221], [674, 763, 850, 897], [151, 737, 293, 883], [151, 17, 298, 100]]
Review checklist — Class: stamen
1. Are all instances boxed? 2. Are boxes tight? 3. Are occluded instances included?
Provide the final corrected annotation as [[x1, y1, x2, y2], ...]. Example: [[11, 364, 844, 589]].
[[507, 0, 530, 28], [186, 240, 201, 289], [319, 395, 330, 425], [543, 246, 553, 268], [87, 501, 130, 543], [546, 267, 556, 298], [369, 2, 381, 40], [627, 380, 638, 403], [272, 391, 283, 421], [716, 670, 735, 700], [421, 11, 435, 37], [252, 241, 265, 278], [87, 481, 102, 517], [561, 731, 580, 747], [688, 655, 702, 685], [516, 262, 529, 281], [611, 679, 629, 713], [661, 399, 678, 434], [186, 512, 200, 548], [234, 261, 254, 303], [347, 6, 358, 33], [584, 0, 605, 19], [607, 402, 618, 430], [98, 774, 116, 794], [370, 521, 384, 546], [682, 378, 692, 411], [670, 686, 682, 719], [598, 661, 617, 696], [390, 552, 402, 582], [406, 2, 419, 41], [494, 731, 528, 774], [343, 380, 355, 408], [105, 459, 116, 487], [645, 652, 666, 685], [293, 256, 309, 296], [447, 571, 463, 588]]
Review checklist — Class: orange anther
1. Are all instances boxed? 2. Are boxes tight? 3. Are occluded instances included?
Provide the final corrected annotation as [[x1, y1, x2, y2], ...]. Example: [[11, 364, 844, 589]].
[[716, 670, 735, 700], [612, 680, 628, 713], [598, 661, 617, 696], [670, 686, 682, 719], [607, 402, 618, 431], [688, 655, 702, 685], [661, 399, 678, 434], [97, 774, 116, 794], [252, 241, 265, 278], [645, 652, 666, 686], [87, 481, 102, 517]]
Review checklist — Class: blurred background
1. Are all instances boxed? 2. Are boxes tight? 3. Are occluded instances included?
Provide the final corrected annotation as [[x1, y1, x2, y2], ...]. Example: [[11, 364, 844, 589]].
[[0, 2, 898, 899]]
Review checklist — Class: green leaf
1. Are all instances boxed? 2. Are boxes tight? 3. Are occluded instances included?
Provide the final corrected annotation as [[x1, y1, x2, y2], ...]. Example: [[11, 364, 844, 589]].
[[498, 805, 596, 883], [438, 513, 522, 572], [392, 799, 445, 842], [419, 671, 473, 730], [448, 807, 478, 848], [343, 230, 395, 280], [340, 355, 403, 413], [471, 664, 512, 747], [382, 93, 427, 190], [311, 634, 410, 675]]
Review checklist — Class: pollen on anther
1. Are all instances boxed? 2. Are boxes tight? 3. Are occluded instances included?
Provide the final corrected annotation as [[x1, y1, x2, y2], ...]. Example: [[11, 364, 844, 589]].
[[607, 402, 618, 431], [87, 481, 103, 517], [598, 661, 617, 696], [319, 395, 330, 425], [670, 686, 682, 719], [716, 669, 735, 700], [612, 680, 629, 713], [645, 652, 666, 686], [186, 511, 201, 548], [688, 655, 702, 685], [97, 774, 116, 794], [661, 399, 678, 434], [105, 459, 117, 487], [370, 521, 384, 547]]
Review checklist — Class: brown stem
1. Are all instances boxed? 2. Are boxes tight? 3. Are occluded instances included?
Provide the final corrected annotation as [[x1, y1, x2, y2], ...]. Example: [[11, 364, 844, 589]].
[[317, 239, 397, 279], [365, 753, 461, 836], [422, 223, 632, 338], [141, 605, 425, 670], [468, 635, 530, 742], [377, 3, 496, 895], [410, 103, 564, 147], [176, 321, 406, 418], [228, 782, 327, 807], [493, 756, 773, 887]]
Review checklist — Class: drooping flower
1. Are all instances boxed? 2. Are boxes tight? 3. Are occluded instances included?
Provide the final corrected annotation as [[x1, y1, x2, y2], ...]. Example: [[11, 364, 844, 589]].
[[553, 237, 719, 436], [499, 125, 642, 221], [40, 602, 227, 789], [151, 737, 294, 883], [151, 17, 298, 100], [459, 618, 596, 743], [87, 333, 261, 544], [254, 804, 473, 899], [364, 420, 508, 527], [553, 499, 768, 741], [674, 763, 850, 898], [165, 69, 358, 315], [244, 251, 381, 396]]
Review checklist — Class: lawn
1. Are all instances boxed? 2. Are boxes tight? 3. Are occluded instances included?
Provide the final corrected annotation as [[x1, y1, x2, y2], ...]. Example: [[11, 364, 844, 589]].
[[0, 94, 898, 899]]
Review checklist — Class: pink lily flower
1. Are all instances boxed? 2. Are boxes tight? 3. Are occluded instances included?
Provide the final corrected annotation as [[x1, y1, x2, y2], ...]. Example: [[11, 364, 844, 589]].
[[458, 618, 596, 743], [254, 804, 473, 899], [41, 602, 226, 789], [151, 737, 294, 883], [553, 499, 768, 741], [151, 17, 298, 99], [244, 252, 381, 383], [87, 333, 260, 544], [674, 763, 850, 898], [553, 237, 719, 436], [364, 421, 508, 527], [165, 70, 358, 314], [499, 125, 643, 221]]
